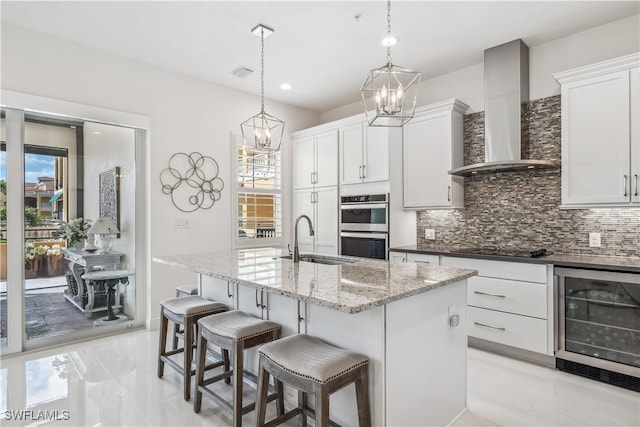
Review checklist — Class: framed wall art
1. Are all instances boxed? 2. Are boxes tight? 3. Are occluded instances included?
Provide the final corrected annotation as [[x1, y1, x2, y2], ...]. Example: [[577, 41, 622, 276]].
[[99, 166, 120, 237]]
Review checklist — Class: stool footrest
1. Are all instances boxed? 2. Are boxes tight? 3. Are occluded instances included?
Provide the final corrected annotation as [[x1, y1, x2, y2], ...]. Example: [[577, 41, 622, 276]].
[[197, 385, 280, 416]]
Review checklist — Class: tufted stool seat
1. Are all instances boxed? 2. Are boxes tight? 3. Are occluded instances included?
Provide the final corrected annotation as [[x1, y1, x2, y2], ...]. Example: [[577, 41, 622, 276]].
[[254, 334, 371, 427], [158, 296, 226, 400], [194, 310, 283, 427]]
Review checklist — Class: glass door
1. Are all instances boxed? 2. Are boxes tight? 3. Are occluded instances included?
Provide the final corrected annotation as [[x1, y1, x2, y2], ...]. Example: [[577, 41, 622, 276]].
[[0, 98, 147, 355]]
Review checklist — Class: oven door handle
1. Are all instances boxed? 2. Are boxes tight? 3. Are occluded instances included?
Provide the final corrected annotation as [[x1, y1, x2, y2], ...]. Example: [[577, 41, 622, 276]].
[[340, 203, 388, 210], [340, 232, 388, 240]]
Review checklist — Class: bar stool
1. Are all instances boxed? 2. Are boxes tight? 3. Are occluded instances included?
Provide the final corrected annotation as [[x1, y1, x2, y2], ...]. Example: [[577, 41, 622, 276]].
[[158, 295, 226, 401], [254, 334, 371, 427], [173, 284, 200, 350], [176, 284, 199, 297], [193, 310, 283, 427]]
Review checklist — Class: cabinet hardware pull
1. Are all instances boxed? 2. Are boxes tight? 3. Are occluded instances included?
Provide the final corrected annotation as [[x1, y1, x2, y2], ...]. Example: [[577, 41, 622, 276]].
[[624, 174, 628, 197], [414, 260, 430, 264], [310, 172, 314, 185], [474, 290, 506, 298], [314, 192, 317, 204], [314, 172, 318, 184], [635, 174, 638, 197], [227, 283, 233, 298], [362, 164, 366, 179], [255, 289, 261, 308], [474, 321, 506, 331], [358, 165, 362, 179], [447, 186, 451, 202]]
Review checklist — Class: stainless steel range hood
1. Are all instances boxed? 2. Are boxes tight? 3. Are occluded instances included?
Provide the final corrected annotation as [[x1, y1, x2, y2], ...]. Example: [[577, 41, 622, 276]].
[[449, 39, 558, 177]]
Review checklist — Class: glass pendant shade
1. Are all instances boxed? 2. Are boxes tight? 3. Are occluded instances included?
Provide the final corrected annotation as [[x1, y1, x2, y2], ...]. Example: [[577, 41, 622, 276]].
[[241, 109, 284, 152], [361, 62, 421, 127], [241, 23, 284, 152]]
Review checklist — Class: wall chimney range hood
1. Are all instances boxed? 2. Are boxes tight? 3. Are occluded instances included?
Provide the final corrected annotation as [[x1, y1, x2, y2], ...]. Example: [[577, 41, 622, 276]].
[[449, 39, 559, 177]]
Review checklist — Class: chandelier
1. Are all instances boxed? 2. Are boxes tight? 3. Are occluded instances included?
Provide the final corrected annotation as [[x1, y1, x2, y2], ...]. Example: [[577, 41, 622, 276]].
[[361, 0, 421, 127], [241, 24, 284, 151]]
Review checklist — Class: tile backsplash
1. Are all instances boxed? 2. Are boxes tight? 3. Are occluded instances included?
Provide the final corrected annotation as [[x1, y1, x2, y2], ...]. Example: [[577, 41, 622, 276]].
[[416, 95, 640, 257]]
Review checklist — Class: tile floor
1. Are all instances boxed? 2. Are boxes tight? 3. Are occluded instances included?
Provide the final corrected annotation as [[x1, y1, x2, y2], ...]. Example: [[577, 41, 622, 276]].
[[0, 329, 638, 426]]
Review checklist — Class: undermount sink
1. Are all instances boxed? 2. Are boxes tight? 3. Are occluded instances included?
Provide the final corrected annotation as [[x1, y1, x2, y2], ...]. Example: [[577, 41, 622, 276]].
[[279, 254, 355, 265]]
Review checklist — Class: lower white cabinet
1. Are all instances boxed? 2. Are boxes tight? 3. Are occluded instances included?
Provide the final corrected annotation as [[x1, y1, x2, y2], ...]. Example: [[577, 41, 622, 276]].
[[406, 253, 439, 265], [389, 251, 407, 262], [442, 256, 553, 357], [200, 276, 235, 310]]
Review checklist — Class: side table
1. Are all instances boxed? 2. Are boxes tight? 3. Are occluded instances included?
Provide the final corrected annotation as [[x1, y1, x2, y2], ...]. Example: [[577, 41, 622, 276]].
[[81, 270, 133, 324]]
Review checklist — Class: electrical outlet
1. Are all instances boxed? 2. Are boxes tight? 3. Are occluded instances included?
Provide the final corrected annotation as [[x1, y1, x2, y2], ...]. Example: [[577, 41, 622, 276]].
[[424, 229, 435, 240], [176, 217, 190, 229], [588, 232, 601, 247]]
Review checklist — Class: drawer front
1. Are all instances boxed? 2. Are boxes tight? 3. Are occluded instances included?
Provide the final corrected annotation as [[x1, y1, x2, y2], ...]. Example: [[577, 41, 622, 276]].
[[468, 276, 548, 319], [389, 251, 407, 262], [442, 256, 548, 283], [406, 253, 439, 265], [468, 306, 548, 354]]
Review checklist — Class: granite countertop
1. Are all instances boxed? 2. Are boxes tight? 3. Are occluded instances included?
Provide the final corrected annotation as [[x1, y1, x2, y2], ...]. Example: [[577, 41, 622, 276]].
[[153, 248, 477, 314], [390, 244, 640, 273]]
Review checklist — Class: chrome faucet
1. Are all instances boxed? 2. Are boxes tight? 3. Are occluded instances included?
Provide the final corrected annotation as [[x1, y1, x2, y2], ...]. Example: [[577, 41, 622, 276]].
[[293, 214, 315, 262]]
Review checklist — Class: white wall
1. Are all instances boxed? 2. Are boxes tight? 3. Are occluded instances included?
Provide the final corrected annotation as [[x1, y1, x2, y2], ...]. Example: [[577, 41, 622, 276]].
[[1, 23, 320, 328], [320, 14, 640, 122]]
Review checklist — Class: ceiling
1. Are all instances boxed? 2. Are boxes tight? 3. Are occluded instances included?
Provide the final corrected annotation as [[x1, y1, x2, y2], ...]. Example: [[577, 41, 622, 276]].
[[2, 1, 638, 113]]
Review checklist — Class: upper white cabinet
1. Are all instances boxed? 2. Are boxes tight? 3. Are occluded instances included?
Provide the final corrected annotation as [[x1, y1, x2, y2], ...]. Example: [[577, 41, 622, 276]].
[[554, 53, 640, 208], [293, 186, 338, 255], [339, 121, 389, 185], [402, 99, 468, 209], [293, 129, 338, 189]]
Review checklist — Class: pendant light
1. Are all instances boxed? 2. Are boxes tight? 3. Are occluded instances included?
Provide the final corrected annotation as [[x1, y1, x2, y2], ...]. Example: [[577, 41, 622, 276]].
[[361, 0, 421, 127], [241, 24, 284, 152]]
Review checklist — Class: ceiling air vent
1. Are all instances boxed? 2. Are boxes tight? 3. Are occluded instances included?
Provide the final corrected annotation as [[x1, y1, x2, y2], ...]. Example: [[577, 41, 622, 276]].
[[231, 66, 254, 78]]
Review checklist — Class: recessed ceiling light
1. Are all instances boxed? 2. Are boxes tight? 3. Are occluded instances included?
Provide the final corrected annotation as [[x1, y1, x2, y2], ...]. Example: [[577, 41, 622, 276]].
[[280, 83, 292, 90]]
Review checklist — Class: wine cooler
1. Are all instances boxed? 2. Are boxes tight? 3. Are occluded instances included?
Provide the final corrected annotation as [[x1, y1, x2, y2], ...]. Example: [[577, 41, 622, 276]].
[[555, 267, 640, 391]]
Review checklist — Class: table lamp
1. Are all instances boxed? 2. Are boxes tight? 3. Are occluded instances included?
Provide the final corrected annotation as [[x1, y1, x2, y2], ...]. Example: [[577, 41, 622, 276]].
[[88, 216, 120, 253]]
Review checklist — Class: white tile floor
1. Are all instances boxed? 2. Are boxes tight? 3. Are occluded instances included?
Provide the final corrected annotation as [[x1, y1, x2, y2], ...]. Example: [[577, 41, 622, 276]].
[[0, 329, 638, 426]]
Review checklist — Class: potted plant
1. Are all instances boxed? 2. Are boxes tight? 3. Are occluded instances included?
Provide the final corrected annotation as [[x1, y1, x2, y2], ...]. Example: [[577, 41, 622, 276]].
[[46, 244, 64, 276], [24, 241, 38, 279], [55, 218, 91, 250], [34, 244, 49, 275]]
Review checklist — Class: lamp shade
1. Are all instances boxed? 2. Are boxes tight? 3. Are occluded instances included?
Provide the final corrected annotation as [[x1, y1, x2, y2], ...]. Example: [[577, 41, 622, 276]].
[[88, 216, 119, 235]]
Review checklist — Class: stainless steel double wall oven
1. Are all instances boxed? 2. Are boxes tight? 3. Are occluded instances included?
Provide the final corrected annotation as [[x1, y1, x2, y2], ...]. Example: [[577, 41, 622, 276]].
[[339, 194, 389, 260]]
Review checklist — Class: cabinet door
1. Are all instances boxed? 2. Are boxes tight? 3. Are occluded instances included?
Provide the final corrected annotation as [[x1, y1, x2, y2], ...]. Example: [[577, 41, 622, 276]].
[[314, 186, 338, 255], [364, 125, 389, 183], [266, 293, 301, 337], [315, 130, 338, 187], [388, 251, 407, 262], [236, 284, 265, 319], [200, 276, 235, 310], [403, 113, 452, 208], [293, 136, 315, 189], [561, 71, 631, 206], [293, 188, 315, 253], [340, 123, 364, 185], [631, 67, 640, 204]]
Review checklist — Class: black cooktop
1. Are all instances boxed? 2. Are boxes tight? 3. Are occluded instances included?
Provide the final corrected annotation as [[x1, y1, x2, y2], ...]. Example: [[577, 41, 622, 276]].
[[450, 248, 550, 258]]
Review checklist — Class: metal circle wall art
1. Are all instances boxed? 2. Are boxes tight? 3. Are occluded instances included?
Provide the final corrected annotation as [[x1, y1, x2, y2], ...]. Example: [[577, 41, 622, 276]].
[[160, 152, 224, 212]]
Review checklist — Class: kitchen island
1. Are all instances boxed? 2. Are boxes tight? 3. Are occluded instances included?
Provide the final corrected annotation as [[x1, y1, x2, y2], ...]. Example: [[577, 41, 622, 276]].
[[154, 247, 477, 426]]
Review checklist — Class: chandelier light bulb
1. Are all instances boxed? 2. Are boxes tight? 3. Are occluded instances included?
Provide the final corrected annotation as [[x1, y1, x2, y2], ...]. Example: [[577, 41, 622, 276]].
[[382, 33, 397, 47]]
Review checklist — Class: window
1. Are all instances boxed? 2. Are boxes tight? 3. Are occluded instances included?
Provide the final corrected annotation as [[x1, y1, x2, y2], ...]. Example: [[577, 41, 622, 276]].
[[235, 139, 281, 247]]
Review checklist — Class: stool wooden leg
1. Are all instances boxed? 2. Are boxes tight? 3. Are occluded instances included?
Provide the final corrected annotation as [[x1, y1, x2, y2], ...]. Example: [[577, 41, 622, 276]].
[[255, 358, 270, 427], [193, 330, 207, 413], [276, 379, 285, 416], [232, 342, 244, 427], [355, 366, 372, 427], [223, 349, 231, 385], [183, 316, 194, 401], [157, 309, 168, 378], [298, 390, 307, 427], [314, 383, 329, 427], [172, 322, 180, 350]]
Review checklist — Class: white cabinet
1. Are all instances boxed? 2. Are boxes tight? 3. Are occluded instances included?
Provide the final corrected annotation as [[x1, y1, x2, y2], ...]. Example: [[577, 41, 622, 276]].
[[200, 276, 236, 310], [293, 130, 338, 189], [293, 186, 338, 255], [388, 251, 407, 262], [340, 121, 389, 185], [554, 53, 640, 208], [442, 256, 553, 358], [403, 99, 468, 209], [406, 253, 439, 265]]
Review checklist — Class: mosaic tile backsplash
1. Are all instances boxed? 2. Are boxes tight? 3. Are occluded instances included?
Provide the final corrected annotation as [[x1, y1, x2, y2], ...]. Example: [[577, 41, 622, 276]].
[[416, 95, 640, 257]]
